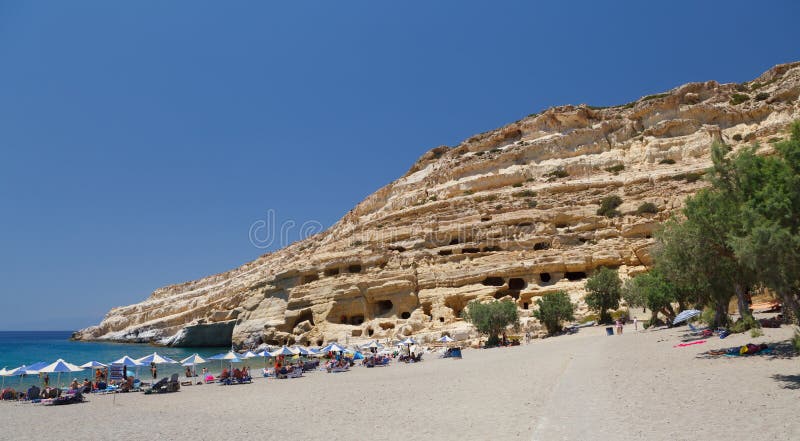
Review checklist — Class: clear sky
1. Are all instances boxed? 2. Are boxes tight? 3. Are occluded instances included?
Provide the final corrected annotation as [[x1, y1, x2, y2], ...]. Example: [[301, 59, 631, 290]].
[[1, 1, 798, 330]]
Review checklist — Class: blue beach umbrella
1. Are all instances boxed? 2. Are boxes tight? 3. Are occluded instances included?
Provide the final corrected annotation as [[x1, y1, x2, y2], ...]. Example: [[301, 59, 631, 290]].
[[136, 352, 178, 365], [111, 355, 143, 367], [180, 354, 207, 377], [437, 335, 455, 343], [291, 346, 312, 356], [38, 359, 83, 388], [319, 343, 346, 353], [208, 351, 242, 373], [673, 309, 701, 325], [269, 345, 299, 357], [80, 361, 107, 369]]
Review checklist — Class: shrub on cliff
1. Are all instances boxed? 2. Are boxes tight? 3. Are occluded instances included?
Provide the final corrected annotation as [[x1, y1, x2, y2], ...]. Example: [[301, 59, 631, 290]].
[[584, 267, 622, 324], [597, 195, 623, 218], [462, 299, 519, 346], [636, 202, 659, 215], [533, 291, 575, 335]]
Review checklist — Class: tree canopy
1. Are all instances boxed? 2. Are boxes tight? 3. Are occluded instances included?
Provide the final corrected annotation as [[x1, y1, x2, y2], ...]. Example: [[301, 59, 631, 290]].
[[584, 267, 622, 324], [462, 299, 519, 346], [533, 291, 575, 335]]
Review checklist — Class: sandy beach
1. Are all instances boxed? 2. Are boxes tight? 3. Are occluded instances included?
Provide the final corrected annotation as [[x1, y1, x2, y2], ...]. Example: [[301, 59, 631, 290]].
[[1, 324, 797, 441]]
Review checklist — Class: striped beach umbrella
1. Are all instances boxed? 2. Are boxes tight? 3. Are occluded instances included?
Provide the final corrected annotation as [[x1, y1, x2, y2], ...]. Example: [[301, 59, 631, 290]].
[[80, 361, 107, 368], [319, 343, 346, 353], [180, 354, 207, 378], [673, 309, 701, 325], [111, 355, 143, 367], [136, 352, 178, 365], [38, 359, 83, 388], [291, 346, 312, 356], [269, 345, 299, 357], [437, 335, 455, 343]]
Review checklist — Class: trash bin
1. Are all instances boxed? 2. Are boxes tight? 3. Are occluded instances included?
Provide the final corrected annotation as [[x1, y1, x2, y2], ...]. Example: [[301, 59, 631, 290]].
[[605, 326, 614, 336]]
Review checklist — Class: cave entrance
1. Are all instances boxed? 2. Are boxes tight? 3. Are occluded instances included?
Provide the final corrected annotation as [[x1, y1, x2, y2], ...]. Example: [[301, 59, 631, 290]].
[[438, 250, 453, 256], [348, 264, 362, 273], [301, 274, 319, 284], [349, 315, 365, 326], [462, 247, 480, 254], [523, 302, 529, 310], [494, 290, 520, 300], [367, 328, 374, 337], [483, 246, 501, 252], [324, 267, 340, 277], [508, 278, 526, 290], [291, 309, 315, 328], [400, 311, 411, 319], [444, 296, 468, 317], [482, 277, 505, 286], [565, 271, 587, 281], [534, 242, 550, 251], [351, 329, 362, 337], [339, 315, 347, 324], [316, 339, 323, 346], [439, 317, 445, 323], [421, 302, 432, 317], [540, 273, 551, 283], [375, 300, 393, 316], [449, 238, 460, 245]]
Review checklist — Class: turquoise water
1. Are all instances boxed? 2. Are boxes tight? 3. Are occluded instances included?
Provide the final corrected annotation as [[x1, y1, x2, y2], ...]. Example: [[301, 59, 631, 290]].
[[0, 331, 232, 390]]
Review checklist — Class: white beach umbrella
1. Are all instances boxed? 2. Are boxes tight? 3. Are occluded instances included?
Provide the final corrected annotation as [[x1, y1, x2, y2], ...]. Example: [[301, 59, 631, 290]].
[[80, 360, 107, 368], [270, 345, 299, 357], [319, 343, 346, 353], [291, 346, 312, 356], [180, 354, 207, 377], [208, 351, 243, 373], [362, 340, 383, 350], [673, 309, 702, 325], [38, 359, 83, 388], [111, 355, 144, 367], [136, 352, 178, 365], [240, 351, 260, 359], [437, 335, 455, 343]]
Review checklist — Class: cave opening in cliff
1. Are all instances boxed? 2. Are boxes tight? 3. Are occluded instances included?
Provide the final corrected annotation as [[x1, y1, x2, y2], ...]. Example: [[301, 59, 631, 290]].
[[339, 315, 348, 324], [482, 277, 505, 286], [439, 317, 445, 323], [444, 296, 468, 318], [421, 302, 432, 317], [508, 278, 526, 290], [555, 222, 568, 229], [494, 290, 520, 300], [483, 246, 502, 252], [400, 311, 411, 319], [379, 322, 395, 330], [438, 249, 453, 256], [534, 242, 550, 251], [316, 339, 323, 346], [348, 264, 362, 273], [449, 238, 460, 245], [523, 302, 529, 310], [351, 329, 362, 337], [301, 273, 319, 284], [540, 272, 552, 283], [291, 309, 315, 328], [462, 247, 481, 254], [324, 267, 340, 277], [375, 300, 393, 316], [565, 271, 587, 281], [367, 328, 374, 337], [349, 315, 365, 325]]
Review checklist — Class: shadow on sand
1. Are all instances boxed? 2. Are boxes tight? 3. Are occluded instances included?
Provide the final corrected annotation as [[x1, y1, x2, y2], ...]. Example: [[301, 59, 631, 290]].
[[772, 374, 800, 390], [695, 341, 798, 360]]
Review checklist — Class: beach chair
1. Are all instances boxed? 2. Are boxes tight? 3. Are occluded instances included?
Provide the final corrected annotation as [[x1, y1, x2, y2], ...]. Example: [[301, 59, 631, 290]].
[[165, 374, 180, 392]]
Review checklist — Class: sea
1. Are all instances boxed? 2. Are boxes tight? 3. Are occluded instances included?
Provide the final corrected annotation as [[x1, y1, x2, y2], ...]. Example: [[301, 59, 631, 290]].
[[0, 331, 230, 389]]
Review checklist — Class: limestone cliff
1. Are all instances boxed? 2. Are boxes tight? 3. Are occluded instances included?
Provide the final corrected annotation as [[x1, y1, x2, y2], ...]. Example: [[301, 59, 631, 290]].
[[74, 62, 800, 347]]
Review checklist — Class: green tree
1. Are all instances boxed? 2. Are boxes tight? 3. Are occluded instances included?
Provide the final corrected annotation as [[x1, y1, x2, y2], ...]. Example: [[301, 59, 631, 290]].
[[533, 291, 575, 335], [584, 267, 622, 324], [462, 299, 519, 346]]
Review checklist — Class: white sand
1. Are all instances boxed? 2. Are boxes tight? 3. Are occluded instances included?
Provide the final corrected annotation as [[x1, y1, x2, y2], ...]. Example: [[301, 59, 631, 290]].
[[1, 325, 798, 441]]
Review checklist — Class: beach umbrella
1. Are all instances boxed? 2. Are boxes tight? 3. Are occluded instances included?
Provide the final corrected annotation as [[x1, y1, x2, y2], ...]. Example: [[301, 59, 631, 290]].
[[208, 351, 242, 373], [240, 351, 260, 359], [80, 361, 107, 369], [180, 354, 207, 378], [111, 355, 144, 367], [673, 309, 702, 325], [270, 345, 299, 357], [136, 352, 178, 365], [362, 340, 382, 349], [7, 363, 43, 385], [437, 335, 455, 343], [291, 346, 312, 356], [0, 367, 10, 389], [38, 359, 83, 388], [352, 351, 364, 360], [319, 343, 346, 353]]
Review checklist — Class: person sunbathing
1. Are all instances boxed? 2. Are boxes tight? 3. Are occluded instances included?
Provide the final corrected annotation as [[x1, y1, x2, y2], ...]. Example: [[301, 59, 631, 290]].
[[219, 368, 230, 380], [233, 368, 242, 379], [70, 379, 80, 391]]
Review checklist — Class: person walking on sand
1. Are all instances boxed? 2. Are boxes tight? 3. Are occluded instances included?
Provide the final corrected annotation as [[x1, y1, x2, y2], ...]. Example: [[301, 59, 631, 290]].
[[615, 319, 622, 335], [633, 317, 638, 331]]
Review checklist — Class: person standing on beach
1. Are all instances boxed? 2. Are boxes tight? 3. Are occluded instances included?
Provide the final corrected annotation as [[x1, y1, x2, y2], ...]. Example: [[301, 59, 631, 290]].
[[150, 362, 157, 380], [633, 317, 638, 331]]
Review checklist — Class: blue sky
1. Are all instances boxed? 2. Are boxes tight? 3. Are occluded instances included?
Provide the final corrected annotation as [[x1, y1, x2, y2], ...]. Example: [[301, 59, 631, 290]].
[[1, 1, 798, 330]]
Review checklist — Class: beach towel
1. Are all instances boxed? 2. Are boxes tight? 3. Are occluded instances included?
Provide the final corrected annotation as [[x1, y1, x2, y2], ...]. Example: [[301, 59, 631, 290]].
[[673, 340, 707, 348]]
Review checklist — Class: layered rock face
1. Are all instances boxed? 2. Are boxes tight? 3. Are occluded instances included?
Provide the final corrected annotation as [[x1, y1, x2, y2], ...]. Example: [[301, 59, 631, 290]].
[[74, 63, 800, 347]]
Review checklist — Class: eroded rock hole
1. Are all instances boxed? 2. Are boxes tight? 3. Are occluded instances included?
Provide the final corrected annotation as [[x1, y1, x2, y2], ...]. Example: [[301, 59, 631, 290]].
[[400, 311, 411, 319], [349, 315, 365, 325], [348, 264, 362, 273], [449, 238, 460, 245], [292, 309, 315, 328], [462, 247, 481, 254], [316, 340, 323, 346], [367, 328, 374, 337], [301, 274, 319, 284], [534, 242, 550, 251], [494, 290, 520, 300], [565, 271, 587, 281], [482, 277, 505, 286], [481, 216, 492, 222], [508, 278, 526, 290], [483, 246, 502, 252], [540, 273, 552, 283], [351, 329, 362, 337], [379, 322, 395, 330], [523, 302, 529, 310], [555, 222, 568, 229], [517, 222, 533, 227], [438, 250, 453, 256], [444, 296, 468, 317], [375, 300, 393, 316], [339, 315, 348, 324], [421, 302, 432, 317], [324, 268, 340, 277], [439, 317, 445, 323]]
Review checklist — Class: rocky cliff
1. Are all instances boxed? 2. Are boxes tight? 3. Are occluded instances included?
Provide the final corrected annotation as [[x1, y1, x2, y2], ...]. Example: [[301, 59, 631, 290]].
[[74, 62, 800, 348]]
